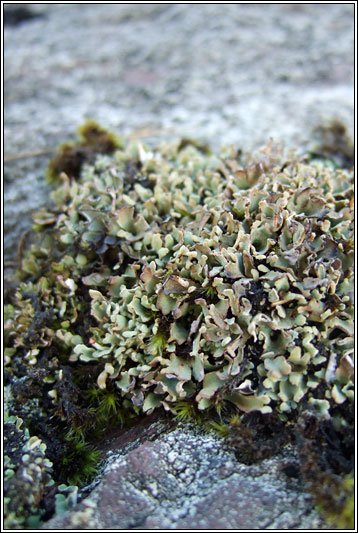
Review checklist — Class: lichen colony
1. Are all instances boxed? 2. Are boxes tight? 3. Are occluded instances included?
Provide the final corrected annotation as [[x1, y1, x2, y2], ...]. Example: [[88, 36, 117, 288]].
[[4, 124, 354, 527]]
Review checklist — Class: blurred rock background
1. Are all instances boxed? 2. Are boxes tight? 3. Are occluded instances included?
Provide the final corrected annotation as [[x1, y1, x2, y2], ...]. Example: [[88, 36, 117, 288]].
[[4, 3, 354, 529]]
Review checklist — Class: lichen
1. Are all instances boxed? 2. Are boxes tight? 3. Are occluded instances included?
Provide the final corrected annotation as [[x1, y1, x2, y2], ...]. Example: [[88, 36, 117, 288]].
[[4, 124, 354, 526], [4, 411, 77, 529]]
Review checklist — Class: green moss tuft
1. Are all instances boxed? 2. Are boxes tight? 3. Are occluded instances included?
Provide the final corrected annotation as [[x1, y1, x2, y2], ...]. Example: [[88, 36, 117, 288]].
[[172, 399, 201, 423], [323, 475, 354, 529], [60, 437, 101, 486]]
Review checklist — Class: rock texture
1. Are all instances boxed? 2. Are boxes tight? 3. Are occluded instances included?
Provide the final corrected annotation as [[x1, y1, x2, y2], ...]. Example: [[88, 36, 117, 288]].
[[42, 421, 325, 530]]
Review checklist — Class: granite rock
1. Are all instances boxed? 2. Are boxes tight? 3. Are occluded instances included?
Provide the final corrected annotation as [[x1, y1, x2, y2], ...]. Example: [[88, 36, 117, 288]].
[[42, 421, 325, 530]]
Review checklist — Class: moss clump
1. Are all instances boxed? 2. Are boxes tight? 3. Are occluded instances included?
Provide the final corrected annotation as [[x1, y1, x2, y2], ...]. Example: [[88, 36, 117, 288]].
[[326, 476, 354, 529], [309, 120, 354, 169], [295, 408, 355, 529], [59, 437, 101, 486], [46, 119, 123, 183], [5, 124, 354, 526]]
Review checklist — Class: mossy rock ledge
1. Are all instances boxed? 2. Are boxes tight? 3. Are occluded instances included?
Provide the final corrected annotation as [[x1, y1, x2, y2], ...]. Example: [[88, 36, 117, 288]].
[[4, 124, 354, 529]]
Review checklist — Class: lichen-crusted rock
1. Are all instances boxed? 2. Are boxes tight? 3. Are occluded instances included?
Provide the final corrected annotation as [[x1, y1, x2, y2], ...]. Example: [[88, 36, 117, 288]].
[[4, 406, 79, 530], [4, 414, 54, 529], [41, 422, 326, 530]]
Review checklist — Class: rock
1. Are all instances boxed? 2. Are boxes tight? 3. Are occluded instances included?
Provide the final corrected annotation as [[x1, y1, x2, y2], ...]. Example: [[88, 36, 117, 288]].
[[42, 421, 325, 530]]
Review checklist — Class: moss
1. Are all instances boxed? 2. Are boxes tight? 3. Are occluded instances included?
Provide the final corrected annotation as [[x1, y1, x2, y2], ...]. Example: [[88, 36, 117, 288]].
[[46, 119, 123, 183], [5, 123, 354, 526], [327, 476, 354, 530], [59, 437, 102, 486], [309, 120, 354, 169], [172, 399, 202, 423], [295, 408, 354, 529]]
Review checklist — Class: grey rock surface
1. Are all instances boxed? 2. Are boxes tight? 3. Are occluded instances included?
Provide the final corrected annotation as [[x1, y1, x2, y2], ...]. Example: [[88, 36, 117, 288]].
[[42, 421, 326, 530], [4, 3, 354, 279]]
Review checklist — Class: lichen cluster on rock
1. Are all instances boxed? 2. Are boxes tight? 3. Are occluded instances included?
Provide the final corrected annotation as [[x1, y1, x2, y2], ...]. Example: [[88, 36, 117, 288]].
[[4, 414, 53, 529], [4, 124, 354, 527]]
